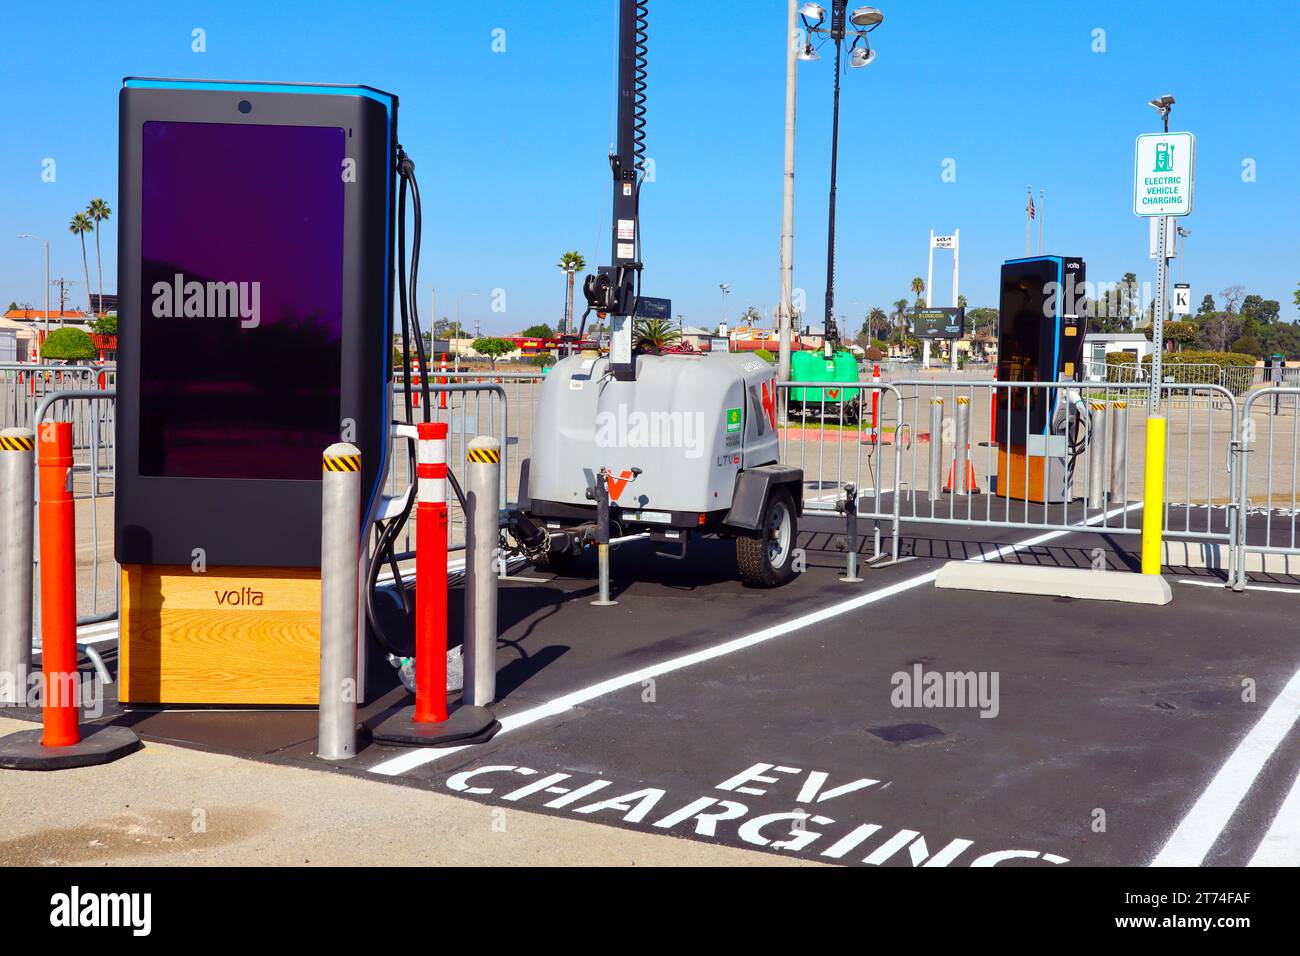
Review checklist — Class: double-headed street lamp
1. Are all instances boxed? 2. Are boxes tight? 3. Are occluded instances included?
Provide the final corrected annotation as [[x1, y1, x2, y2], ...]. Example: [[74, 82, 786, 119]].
[[799, 2, 883, 356]]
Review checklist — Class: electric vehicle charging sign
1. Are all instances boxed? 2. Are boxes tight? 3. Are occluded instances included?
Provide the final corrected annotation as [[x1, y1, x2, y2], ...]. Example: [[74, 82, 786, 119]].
[[1134, 132, 1194, 216]]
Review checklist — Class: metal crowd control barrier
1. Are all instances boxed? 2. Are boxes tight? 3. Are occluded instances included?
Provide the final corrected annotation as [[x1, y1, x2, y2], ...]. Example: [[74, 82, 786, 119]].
[[385, 381, 509, 559], [394, 369, 543, 504], [33, 390, 119, 631], [779, 378, 1242, 572], [778, 380, 909, 566], [1232, 387, 1300, 591]]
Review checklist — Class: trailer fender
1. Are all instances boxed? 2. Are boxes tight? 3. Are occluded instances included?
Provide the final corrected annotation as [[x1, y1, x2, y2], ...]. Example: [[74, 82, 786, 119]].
[[724, 464, 804, 532]]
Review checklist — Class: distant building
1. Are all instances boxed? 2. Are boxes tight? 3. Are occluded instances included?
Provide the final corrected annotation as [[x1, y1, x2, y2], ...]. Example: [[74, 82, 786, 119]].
[[1083, 332, 1152, 380], [1, 310, 117, 362]]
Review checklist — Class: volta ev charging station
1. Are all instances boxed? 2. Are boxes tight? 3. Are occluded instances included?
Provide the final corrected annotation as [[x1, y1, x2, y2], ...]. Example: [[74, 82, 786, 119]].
[[115, 78, 402, 705], [995, 255, 1089, 504]]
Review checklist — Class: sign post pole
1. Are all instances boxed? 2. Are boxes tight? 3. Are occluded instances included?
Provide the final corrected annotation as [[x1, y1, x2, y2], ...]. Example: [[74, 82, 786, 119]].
[[1150, 214, 1168, 412], [950, 228, 960, 373], [924, 229, 934, 369], [1133, 130, 1194, 413]]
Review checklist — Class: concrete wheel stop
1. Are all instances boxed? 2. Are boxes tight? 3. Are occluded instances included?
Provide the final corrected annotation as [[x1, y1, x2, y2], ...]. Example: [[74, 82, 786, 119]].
[[935, 561, 1173, 605]]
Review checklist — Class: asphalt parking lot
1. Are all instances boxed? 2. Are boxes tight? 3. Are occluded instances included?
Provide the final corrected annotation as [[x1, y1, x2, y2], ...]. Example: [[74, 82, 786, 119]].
[[11, 509, 1299, 868]]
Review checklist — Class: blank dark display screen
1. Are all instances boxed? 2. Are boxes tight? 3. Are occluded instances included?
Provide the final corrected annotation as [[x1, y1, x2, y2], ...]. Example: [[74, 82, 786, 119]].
[[139, 120, 345, 480]]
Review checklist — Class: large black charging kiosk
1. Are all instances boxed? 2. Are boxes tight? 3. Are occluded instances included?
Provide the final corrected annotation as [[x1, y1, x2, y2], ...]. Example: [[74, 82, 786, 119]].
[[114, 78, 397, 704], [995, 255, 1087, 503]]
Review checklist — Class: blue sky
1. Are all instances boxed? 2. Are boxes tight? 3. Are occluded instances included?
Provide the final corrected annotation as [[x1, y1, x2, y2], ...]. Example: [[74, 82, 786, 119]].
[[3, 0, 1297, 332]]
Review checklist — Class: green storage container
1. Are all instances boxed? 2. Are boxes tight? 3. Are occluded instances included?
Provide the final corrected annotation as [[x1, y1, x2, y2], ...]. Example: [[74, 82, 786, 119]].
[[790, 349, 861, 412]]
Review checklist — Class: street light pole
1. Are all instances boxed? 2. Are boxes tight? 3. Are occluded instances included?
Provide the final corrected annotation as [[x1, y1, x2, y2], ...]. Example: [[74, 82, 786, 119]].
[[18, 234, 50, 340], [822, 1, 845, 358], [778, 0, 798, 385], [798, 2, 883, 358]]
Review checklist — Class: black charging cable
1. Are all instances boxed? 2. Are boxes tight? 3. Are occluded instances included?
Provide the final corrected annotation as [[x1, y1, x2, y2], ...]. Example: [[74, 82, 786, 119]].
[[364, 146, 466, 658]]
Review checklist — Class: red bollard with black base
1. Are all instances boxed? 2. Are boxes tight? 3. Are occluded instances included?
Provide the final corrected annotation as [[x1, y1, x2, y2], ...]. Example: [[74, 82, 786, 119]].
[[0, 421, 140, 770], [372, 421, 497, 747]]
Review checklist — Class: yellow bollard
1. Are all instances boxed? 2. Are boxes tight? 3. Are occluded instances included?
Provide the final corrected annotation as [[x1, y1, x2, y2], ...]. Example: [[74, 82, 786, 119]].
[[1141, 416, 1167, 574]]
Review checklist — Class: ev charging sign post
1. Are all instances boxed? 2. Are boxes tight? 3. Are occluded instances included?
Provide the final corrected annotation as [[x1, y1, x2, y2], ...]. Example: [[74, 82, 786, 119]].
[[1134, 131, 1195, 411]]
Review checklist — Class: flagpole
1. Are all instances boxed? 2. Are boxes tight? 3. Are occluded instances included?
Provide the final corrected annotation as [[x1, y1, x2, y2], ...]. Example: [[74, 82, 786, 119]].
[[1039, 188, 1045, 254], [1025, 185, 1032, 256]]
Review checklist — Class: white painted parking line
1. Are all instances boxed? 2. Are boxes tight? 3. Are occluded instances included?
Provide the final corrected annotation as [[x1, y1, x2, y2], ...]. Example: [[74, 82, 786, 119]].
[[369, 504, 1140, 777], [1248, 764, 1300, 866], [1178, 578, 1300, 595], [1150, 663, 1300, 866], [76, 621, 120, 645]]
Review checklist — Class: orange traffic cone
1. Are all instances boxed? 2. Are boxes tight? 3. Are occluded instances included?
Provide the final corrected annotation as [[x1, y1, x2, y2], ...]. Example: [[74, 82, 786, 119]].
[[944, 445, 981, 494]]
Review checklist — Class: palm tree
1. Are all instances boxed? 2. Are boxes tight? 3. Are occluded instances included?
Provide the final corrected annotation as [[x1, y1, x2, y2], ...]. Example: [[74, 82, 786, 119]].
[[911, 276, 926, 305], [892, 297, 910, 345], [867, 307, 888, 340], [69, 212, 94, 313], [557, 251, 586, 336], [957, 293, 967, 309], [87, 199, 111, 314], [633, 317, 680, 349]]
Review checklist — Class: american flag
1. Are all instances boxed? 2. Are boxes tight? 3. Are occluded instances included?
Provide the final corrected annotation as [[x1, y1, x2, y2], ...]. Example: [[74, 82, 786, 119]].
[[1026, 191, 1036, 219]]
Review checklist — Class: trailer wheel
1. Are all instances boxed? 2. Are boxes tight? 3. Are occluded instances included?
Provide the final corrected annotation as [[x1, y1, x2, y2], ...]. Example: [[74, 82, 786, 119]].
[[736, 489, 798, 587]]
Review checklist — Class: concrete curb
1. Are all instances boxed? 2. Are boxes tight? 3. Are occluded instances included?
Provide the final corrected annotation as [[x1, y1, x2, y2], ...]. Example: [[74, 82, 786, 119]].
[[936, 561, 1173, 605]]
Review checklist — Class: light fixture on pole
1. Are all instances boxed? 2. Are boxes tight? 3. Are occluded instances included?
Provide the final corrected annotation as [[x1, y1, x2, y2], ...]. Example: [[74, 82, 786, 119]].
[[798, 1, 884, 357], [1148, 93, 1175, 132], [1175, 225, 1191, 283]]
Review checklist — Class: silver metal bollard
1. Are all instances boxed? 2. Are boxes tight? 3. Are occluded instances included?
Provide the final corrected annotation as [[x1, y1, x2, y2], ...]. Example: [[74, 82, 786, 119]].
[[463, 436, 499, 707], [0, 429, 34, 704], [1087, 402, 1108, 510], [318, 443, 361, 761], [954, 396, 970, 497], [1109, 400, 1128, 504], [928, 398, 943, 499]]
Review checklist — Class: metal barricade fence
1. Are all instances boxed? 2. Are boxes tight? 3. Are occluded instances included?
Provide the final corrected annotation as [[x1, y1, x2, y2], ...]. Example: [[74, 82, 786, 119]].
[[779, 378, 1241, 564], [1, 364, 115, 468], [1232, 387, 1300, 590], [394, 368, 544, 506], [777, 380, 909, 564], [385, 381, 509, 558], [32, 391, 120, 642]]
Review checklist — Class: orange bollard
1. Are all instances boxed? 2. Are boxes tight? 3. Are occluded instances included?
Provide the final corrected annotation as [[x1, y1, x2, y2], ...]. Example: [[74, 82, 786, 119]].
[[38, 423, 80, 747], [870, 362, 880, 440], [370, 419, 497, 748], [438, 357, 448, 410], [0, 423, 140, 769], [413, 422, 449, 724]]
